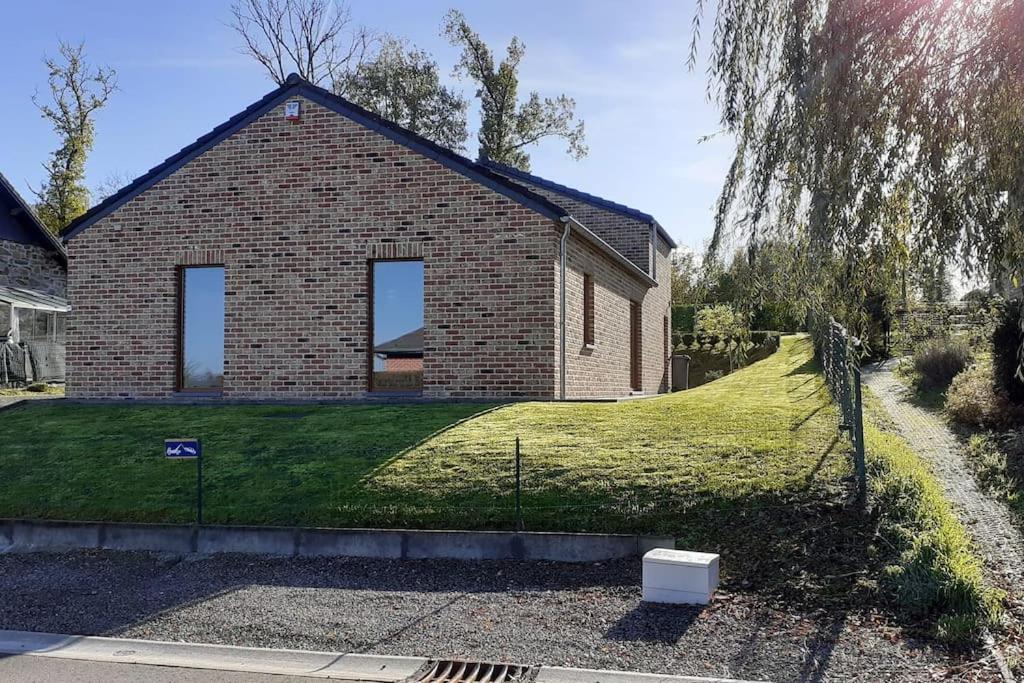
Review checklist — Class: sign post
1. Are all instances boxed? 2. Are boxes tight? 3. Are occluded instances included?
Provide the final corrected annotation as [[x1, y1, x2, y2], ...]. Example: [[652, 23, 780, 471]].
[[165, 438, 203, 525]]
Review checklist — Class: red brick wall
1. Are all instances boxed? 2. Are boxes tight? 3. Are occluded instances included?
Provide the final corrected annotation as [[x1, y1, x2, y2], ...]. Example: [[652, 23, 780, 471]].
[[384, 357, 423, 372], [558, 232, 672, 398], [66, 97, 559, 400]]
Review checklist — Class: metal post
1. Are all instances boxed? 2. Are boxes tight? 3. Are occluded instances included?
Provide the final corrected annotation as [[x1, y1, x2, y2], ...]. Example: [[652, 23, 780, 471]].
[[196, 449, 204, 526], [852, 367, 867, 502], [514, 437, 523, 531]]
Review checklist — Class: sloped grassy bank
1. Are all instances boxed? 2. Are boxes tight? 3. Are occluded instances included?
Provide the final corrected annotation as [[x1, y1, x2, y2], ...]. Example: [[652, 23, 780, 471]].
[[864, 394, 1003, 643]]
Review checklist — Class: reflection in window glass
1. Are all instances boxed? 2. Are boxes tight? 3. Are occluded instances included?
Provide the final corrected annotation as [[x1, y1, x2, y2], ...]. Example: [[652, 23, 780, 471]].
[[372, 260, 424, 392], [181, 267, 225, 390]]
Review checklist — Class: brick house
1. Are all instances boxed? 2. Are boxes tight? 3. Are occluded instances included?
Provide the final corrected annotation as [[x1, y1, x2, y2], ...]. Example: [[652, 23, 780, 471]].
[[1, 172, 68, 384], [60, 74, 674, 401]]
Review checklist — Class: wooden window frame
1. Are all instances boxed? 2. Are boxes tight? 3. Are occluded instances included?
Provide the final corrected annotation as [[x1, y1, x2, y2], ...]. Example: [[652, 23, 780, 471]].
[[583, 273, 595, 347], [176, 264, 225, 394], [367, 257, 425, 394]]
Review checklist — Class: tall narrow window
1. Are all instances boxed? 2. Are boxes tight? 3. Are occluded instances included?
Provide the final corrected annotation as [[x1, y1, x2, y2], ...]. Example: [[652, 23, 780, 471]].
[[370, 260, 424, 392], [179, 266, 225, 391], [583, 273, 595, 346]]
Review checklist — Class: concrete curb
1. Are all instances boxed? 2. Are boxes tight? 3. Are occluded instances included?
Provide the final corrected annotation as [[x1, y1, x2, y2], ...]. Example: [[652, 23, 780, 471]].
[[0, 518, 673, 562], [0, 630, 768, 683]]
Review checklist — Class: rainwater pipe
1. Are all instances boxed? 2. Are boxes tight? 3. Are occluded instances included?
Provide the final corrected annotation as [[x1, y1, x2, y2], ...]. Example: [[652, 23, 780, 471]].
[[557, 217, 590, 400], [558, 217, 572, 400]]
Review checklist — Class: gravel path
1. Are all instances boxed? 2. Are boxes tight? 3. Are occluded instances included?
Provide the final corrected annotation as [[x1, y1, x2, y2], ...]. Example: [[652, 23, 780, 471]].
[[863, 361, 1024, 590], [0, 550, 972, 682]]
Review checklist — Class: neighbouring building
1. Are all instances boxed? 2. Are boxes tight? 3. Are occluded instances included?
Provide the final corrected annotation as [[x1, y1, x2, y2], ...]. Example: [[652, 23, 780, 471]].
[[0, 172, 68, 385], [60, 74, 674, 401]]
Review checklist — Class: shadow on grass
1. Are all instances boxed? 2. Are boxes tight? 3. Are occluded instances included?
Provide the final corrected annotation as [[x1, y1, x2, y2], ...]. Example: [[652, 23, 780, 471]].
[[0, 401, 510, 527]]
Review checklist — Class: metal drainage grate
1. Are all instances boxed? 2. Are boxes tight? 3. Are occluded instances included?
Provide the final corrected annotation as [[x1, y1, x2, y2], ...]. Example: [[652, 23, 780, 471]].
[[407, 659, 536, 683]]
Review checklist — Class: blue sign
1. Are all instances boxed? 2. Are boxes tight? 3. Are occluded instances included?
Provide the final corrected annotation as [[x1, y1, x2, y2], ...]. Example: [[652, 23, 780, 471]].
[[165, 438, 201, 459]]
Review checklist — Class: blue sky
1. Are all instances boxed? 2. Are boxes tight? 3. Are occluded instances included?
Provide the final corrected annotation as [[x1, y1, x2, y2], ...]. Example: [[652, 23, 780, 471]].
[[0, 0, 727, 253]]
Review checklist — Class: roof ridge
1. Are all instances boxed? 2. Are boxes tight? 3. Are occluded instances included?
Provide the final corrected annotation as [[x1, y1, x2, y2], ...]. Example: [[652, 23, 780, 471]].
[[481, 159, 676, 249]]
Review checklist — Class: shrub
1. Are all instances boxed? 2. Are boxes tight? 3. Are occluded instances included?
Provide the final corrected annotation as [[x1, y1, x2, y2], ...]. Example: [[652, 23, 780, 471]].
[[961, 288, 992, 304], [946, 364, 1023, 430], [992, 301, 1024, 404], [696, 306, 750, 369], [695, 305, 748, 339], [912, 338, 972, 390], [25, 383, 48, 393], [704, 369, 725, 381], [672, 304, 696, 335]]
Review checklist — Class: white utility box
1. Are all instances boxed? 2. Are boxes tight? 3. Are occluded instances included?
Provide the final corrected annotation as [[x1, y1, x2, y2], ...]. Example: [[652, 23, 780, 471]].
[[642, 548, 719, 605]]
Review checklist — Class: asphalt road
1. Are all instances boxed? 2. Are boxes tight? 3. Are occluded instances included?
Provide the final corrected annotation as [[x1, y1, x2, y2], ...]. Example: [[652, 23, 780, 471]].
[[0, 655, 319, 682]]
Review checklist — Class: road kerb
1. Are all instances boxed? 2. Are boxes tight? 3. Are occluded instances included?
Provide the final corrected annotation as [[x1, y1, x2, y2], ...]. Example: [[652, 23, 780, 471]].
[[0, 630, 769, 682]]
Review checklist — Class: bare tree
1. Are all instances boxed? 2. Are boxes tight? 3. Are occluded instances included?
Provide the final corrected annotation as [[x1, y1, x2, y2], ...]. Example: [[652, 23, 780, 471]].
[[229, 0, 372, 89]]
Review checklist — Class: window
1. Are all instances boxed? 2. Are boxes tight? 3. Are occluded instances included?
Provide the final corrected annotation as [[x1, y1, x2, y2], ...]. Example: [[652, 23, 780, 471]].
[[178, 266, 225, 391], [370, 260, 424, 392], [583, 273, 595, 346]]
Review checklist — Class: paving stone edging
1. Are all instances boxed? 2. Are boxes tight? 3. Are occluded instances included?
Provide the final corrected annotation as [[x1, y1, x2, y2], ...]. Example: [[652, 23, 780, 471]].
[[0, 629, 765, 683], [0, 519, 673, 562]]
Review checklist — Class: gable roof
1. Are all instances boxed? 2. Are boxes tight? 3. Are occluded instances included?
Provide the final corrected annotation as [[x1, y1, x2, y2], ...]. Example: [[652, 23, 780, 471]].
[[0, 172, 66, 264], [57, 74, 661, 287], [61, 74, 568, 241], [374, 327, 423, 355], [482, 159, 677, 249]]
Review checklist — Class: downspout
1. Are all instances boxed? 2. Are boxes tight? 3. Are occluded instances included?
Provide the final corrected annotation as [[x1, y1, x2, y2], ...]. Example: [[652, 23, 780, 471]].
[[559, 217, 571, 400]]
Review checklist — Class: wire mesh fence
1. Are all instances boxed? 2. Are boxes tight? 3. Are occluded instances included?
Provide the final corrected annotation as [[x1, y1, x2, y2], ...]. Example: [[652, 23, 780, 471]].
[[808, 310, 867, 500]]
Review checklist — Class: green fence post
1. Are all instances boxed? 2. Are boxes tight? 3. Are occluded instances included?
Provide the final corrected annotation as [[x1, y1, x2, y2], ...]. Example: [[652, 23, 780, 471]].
[[514, 436, 523, 532], [852, 366, 867, 502]]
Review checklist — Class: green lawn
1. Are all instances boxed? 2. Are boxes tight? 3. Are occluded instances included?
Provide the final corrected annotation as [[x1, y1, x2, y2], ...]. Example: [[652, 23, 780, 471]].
[[0, 336, 847, 532], [1, 336, 1000, 639]]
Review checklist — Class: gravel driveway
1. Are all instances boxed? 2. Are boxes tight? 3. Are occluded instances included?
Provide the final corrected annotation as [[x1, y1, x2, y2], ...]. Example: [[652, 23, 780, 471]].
[[0, 550, 981, 682]]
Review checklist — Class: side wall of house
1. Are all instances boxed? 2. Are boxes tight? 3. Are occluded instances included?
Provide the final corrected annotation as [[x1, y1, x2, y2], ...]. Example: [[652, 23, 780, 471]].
[[559, 231, 671, 398], [0, 239, 66, 297], [491, 174, 652, 273], [66, 96, 558, 400]]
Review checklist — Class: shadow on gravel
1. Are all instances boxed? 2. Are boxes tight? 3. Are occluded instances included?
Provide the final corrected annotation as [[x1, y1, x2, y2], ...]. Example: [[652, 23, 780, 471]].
[[604, 603, 702, 644], [0, 551, 639, 637]]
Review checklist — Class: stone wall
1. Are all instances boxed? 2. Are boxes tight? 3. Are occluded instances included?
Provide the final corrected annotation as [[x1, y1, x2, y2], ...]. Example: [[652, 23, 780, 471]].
[[0, 239, 66, 297]]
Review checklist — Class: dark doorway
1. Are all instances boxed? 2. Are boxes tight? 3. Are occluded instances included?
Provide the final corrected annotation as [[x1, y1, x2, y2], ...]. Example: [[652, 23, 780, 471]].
[[630, 301, 642, 391]]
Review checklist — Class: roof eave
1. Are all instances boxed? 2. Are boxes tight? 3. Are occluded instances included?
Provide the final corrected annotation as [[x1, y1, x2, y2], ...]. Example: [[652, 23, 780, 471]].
[[0, 173, 67, 263]]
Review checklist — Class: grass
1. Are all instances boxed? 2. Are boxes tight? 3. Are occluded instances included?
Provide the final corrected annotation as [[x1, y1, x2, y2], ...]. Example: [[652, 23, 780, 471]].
[[0, 384, 65, 397], [0, 336, 846, 533], [863, 392, 1003, 643], [0, 335, 1000, 642]]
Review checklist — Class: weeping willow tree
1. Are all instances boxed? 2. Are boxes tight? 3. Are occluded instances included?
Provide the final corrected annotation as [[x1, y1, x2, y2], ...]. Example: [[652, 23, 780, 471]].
[[694, 0, 1024, 349]]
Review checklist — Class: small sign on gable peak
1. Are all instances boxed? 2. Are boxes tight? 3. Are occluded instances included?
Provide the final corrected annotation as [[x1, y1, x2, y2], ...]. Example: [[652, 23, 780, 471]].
[[285, 100, 301, 121]]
